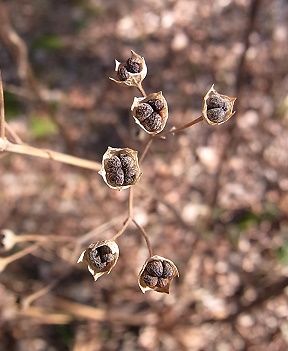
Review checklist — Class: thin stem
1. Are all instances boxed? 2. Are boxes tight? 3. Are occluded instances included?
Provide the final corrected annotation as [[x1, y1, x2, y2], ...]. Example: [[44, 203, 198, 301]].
[[112, 217, 131, 241], [5, 122, 23, 144], [15, 234, 75, 243], [132, 219, 153, 257], [0, 71, 5, 139], [0, 244, 38, 272], [139, 136, 154, 164], [136, 82, 147, 97], [0, 139, 101, 172], [159, 116, 204, 138], [128, 187, 134, 218]]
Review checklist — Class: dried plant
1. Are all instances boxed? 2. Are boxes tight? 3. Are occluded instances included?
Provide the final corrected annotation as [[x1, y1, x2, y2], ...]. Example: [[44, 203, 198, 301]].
[[0, 50, 236, 295]]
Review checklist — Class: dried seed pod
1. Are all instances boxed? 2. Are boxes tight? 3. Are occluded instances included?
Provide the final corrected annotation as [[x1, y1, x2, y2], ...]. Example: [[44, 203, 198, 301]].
[[202, 84, 236, 125], [110, 50, 147, 87], [147, 99, 164, 112], [126, 57, 142, 73], [135, 103, 153, 122], [99, 147, 141, 190], [138, 255, 179, 294], [141, 112, 162, 133], [77, 240, 119, 281], [131, 92, 168, 135], [117, 64, 129, 81], [0, 229, 16, 251], [146, 260, 163, 277]]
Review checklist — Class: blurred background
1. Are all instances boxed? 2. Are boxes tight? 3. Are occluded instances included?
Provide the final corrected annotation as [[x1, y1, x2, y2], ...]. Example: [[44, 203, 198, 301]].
[[0, 0, 288, 350]]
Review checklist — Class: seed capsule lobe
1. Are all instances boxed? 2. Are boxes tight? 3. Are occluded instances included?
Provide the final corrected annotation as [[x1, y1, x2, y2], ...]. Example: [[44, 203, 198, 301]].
[[117, 64, 129, 81], [146, 260, 163, 277], [147, 99, 164, 112], [135, 103, 153, 122], [126, 58, 141, 73], [142, 112, 162, 133], [207, 108, 226, 123]]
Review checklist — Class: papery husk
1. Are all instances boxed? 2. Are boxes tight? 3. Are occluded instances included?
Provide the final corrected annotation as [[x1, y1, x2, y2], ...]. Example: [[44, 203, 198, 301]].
[[98, 147, 141, 190], [109, 50, 147, 87], [138, 255, 179, 294], [202, 84, 236, 125], [77, 240, 119, 281], [131, 91, 168, 135]]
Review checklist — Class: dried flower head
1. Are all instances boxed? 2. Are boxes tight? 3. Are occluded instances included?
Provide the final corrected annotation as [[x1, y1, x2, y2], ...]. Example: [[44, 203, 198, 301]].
[[202, 84, 236, 125], [131, 92, 168, 134], [99, 147, 141, 190], [138, 255, 179, 294], [110, 50, 147, 87], [0, 229, 16, 251], [77, 240, 119, 281]]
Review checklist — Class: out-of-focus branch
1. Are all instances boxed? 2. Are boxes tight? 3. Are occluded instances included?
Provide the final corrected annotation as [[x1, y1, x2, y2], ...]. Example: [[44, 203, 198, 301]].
[[0, 138, 101, 171]]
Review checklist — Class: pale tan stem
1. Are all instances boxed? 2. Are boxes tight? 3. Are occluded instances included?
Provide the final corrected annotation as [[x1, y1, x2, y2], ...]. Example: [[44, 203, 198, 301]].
[[0, 244, 38, 272], [22, 279, 60, 309], [15, 234, 75, 243], [5, 122, 23, 144], [132, 219, 153, 257], [0, 139, 101, 172], [128, 187, 134, 218], [139, 136, 154, 164], [159, 116, 204, 138], [136, 82, 147, 97], [0, 72, 5, 138], [112, 217, 131, 241]]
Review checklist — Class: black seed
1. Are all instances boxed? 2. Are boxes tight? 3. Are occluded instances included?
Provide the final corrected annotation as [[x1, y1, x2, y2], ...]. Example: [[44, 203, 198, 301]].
[[126, 58, 141, 73], [105, 156, 122, 172], [162, 261, 174, 279], [106, 168, 124, 187], [157, 278, 169, 288], [146, 260, 163, 277], [117, 64, 129, 81], [147, 99, 164, 112], [207, 108, 226, 123], [101, 253, 115, 264], [142, 112, 162, 133], [98, 245, 112, 256], [206, 95, 225, 110], [143, 274, 158, 288], [135, 103, 153, 122]]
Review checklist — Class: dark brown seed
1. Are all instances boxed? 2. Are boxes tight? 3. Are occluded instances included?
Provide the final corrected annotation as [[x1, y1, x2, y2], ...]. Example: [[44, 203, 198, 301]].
[[105, 156, 122, 172], [126, 58, 141, 73], [106, 168, 124, 187], [135, 103, 153, 122], [143, 274, 158, 288], [162, 261, 174, 279], [88, 249, 106, 270], [146, 260, 163, 277], [207, 108, 226, 123], [123, 173, 136, 186], [119, 153, 135, 172], [147, 99, 164, 112], [101, 253, 115, 264], [142, 112, 162, 133], [157, 278, 169, 288], [98, 245, 112, 256], [117, 64, 129, 81], [206, 95, 225, 110]]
